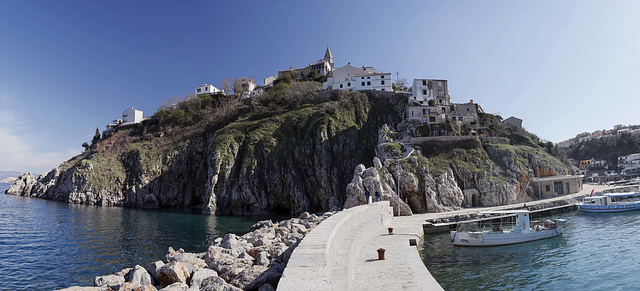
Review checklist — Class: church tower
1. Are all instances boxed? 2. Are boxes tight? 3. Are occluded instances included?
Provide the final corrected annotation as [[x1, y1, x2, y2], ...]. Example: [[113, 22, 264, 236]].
[[324, 46, 334, 69]]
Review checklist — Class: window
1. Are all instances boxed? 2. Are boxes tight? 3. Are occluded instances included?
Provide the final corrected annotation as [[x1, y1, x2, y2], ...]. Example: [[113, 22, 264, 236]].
[[197, 88, 201, 92], [362, 82, 365, 86], [411, 110, 415, 117], [362, 77, 364, 79], [205, 87, 209, 91], [367, 81, 371, 86], [422, 89, 427, 95], [381, 88, 385, 91], [367, 77, 370, 79], [340, 84, 343, 88], [381, 80, 385, 85], [422, 117, 427, 123], [452, 117, 456, 121], [423, 80, 427, 86], [546, 185, 550, 192], [381, 75, 385, 78], [348, 82, 351, 86]]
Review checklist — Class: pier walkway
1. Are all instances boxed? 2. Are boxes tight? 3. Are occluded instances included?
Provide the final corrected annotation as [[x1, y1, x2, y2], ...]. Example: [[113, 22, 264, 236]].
[[352, 183, 620, 290]]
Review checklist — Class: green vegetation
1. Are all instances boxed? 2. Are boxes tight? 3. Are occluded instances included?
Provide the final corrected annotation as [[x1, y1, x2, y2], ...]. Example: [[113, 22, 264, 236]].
[[564, 133, 640, 168]]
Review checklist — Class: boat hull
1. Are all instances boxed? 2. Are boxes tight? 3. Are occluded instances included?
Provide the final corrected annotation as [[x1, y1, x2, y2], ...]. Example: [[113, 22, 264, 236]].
[[450, 227, 562, 247], [575, 202, 640, 212]]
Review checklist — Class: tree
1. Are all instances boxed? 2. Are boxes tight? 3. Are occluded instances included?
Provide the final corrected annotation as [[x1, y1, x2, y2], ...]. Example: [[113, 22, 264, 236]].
[[91, 127, 101, 146], [221, 79, 231, 95], [82, 142, 89, 151], [233, 78, 246, 97], [393, 78, 408, 91], [428, 99, 435, 106]]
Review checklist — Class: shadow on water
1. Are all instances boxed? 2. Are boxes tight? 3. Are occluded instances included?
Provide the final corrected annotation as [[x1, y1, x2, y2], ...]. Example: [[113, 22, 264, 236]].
[[0, 184, 290, 290]]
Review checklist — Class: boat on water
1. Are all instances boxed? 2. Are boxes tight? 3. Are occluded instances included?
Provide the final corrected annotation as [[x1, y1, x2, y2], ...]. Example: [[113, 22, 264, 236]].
[[575, 192, 640, 213], [450, 210, 562, 247]]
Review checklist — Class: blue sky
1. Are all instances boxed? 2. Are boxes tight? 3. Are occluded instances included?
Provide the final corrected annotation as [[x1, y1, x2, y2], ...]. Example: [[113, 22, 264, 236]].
[[1, 0, 639, 173]]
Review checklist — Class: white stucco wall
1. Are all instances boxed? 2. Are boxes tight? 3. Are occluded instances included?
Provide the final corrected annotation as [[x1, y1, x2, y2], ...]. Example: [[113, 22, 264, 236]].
[[195, 84, 221, 95]]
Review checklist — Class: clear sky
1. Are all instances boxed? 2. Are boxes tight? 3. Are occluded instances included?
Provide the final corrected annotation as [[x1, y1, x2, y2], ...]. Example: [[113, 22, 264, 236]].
[[1, 0, 639, 174]]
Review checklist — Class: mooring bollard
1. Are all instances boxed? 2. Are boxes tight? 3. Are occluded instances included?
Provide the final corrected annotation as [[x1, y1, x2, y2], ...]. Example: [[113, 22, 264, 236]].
[[377, 248, 386, 260], [388, 227, 394, 235]]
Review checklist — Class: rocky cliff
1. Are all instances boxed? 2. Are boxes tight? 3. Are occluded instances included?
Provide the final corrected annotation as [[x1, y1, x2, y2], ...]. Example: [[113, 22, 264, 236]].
[[343, 127, 571, 214], [6, 82, 570, 215], [7, 88, 405, 215]]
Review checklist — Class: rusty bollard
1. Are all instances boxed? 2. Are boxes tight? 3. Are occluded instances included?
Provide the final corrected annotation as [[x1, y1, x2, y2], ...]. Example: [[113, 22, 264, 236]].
[[377, 248, 386, 260], [388, 227, 394, 235]]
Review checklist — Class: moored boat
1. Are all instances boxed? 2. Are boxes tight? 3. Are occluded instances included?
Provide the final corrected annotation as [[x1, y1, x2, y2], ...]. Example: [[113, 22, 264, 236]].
[[450, 210, 562, 247], [575, 192, 640, 212]]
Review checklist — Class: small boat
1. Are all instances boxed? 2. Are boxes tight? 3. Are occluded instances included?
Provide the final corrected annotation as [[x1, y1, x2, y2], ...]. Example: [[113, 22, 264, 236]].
[[450, 210, 562, 247], [575, 192, 640, 212]]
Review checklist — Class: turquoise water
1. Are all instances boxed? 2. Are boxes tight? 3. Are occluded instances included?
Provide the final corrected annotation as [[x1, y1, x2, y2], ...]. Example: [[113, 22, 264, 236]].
[[0, 183, 289, 290], [420, 211, 640, 290]]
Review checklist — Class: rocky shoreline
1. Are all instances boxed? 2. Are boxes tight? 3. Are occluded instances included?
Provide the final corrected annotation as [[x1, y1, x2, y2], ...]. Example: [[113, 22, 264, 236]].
[[59, 211, 332, 291]]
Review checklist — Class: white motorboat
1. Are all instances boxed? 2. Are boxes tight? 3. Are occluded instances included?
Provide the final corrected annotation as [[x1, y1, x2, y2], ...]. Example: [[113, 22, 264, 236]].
[[575, 192, 640, 212], [450, 210, 562, 247]]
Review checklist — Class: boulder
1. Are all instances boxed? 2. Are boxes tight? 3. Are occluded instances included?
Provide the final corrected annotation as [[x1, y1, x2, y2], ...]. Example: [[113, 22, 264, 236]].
[[157, 282, 188, 291], [147, 261, 164, 282], [229, 265, 269, 290], [126, 265, 153, 286], [243, 267, 282, 290], [112, 282, 157, 291], [200, 276, 242, 291], [156, 261, 189, 286], [204, 246, 252, 282], [249, 220, 274, 231], [93, 274, 125, 287], [297, 212, 310, 219], [168, 252, 206, 277], [190, 268, 218, 289], [57, 287, 110, 291], [254, 251, 270, 266]]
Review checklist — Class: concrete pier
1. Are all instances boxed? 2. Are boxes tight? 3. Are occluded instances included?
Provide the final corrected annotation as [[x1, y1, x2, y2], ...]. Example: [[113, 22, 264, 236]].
[[280, 184, 625, 290]]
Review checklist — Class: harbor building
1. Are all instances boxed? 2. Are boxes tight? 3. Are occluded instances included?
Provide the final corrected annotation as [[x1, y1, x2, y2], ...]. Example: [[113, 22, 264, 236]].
[[531, 175, 583, 198]]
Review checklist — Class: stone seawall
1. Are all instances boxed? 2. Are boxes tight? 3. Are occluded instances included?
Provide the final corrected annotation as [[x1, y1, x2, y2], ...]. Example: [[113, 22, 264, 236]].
[[277, 202, 393, 290]]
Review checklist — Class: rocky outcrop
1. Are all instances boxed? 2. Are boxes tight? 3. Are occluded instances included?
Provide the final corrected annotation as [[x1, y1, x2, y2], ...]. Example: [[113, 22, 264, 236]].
[[343, 128, 570, 213], [60, 212, 331, 290], [6, 91, 405, 216]]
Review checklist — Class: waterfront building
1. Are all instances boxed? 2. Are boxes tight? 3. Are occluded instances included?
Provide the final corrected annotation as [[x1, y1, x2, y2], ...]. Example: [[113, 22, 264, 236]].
[[618, 153, 640, 174], [530, 175, 583, 198], [195, 84, 221, 95]]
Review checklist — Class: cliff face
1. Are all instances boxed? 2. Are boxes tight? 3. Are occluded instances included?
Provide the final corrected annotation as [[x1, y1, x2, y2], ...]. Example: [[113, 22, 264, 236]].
[[343, 129, 570, 214], [7, 90, 405, 215], [6, 86, 570, 215]]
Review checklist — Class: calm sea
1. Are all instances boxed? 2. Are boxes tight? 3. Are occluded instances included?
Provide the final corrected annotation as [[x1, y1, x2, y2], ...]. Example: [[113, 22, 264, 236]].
[[420, 211, 640, 290], [0, 183, 289, 290]]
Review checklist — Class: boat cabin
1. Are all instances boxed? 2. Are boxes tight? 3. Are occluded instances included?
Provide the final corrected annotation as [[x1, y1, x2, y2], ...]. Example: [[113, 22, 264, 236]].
[[581, 196, 611, 206]]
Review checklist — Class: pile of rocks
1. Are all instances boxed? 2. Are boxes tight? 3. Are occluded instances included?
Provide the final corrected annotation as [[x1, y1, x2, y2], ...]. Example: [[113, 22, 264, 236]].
[[59, 211, 333, 291]]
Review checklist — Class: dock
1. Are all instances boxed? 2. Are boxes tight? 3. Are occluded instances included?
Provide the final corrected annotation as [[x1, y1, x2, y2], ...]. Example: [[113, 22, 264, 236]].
[[351, 183, 625, 290], [279, 183, 633, 290]]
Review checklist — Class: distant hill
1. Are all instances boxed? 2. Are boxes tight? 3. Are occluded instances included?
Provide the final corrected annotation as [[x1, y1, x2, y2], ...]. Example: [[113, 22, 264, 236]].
[[0, 171, 22, 184]]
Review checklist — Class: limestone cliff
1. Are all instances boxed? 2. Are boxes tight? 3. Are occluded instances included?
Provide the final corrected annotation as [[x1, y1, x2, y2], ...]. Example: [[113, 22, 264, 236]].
[[6, 88, 405, 215], [343, 127, 571, 214]]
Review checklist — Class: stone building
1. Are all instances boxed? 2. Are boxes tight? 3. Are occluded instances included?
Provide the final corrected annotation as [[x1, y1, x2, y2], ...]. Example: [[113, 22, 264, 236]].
[[278, 46, 334, 79], [530, 175, 583, 198]]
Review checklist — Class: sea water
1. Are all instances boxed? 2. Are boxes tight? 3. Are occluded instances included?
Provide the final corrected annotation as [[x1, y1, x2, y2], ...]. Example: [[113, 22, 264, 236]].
[[420, 211, 640, 290], [0, 183, 289, 290]]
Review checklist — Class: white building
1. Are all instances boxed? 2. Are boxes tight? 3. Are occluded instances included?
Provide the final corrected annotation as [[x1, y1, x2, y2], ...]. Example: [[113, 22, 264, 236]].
[[264, 74, 277, 87], [122, 107, 143, 125], [195, 84, 221, 95], [238, 77, 258, 99], [322, 64, 391, 92], [618, 153, 640, 173], [412, 79, 450, 105]]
